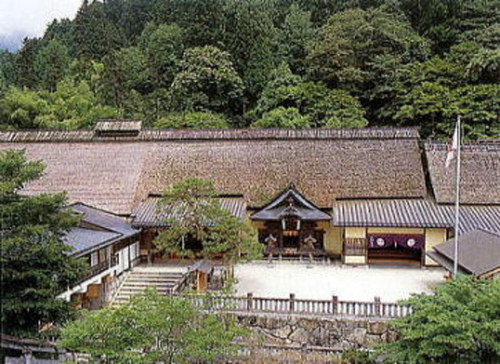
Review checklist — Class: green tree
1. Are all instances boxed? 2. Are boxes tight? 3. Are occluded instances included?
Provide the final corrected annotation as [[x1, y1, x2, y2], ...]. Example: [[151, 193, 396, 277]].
[[35, 40, 71, 92], [307, 7, 430, 93], [0, 87, 49, 129], [141, 23, 184, 89], [101, 47, 150, 111], [380, 276, 500, 364], [153, 0, 226, 47], [251, 107, 310, 128], [0, 149, 85, 336], [0, 79, 118, 130], [60, 289, 247, 363], [72, 0, 125, 60], [254, 65, 367, 128], [278, 4, 316, 75], [223, 0, 281, 102], [43, 19, 75, 56], [154, 178, 261, 261], [170, 46, 244, 115], [12, 37, 43, 89], [155, 112, 229, 129], [0, 50, 15, 94]]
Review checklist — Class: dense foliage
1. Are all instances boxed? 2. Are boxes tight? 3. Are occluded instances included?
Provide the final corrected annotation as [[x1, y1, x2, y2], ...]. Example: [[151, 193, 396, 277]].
[[154, 177, 262, 262], [60, 289, 247, 363], [0, 149, 85, 337], [380, 276, 500, 364], [0, 0, 498, 139]]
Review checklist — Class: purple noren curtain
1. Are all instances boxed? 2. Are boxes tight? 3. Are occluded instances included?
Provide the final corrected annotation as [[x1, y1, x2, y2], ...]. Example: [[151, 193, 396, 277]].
[[368, 235, 424, 250]]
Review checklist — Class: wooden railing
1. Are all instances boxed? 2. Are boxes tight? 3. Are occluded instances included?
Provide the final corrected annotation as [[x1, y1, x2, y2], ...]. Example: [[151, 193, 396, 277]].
[[78, 256, 118, 283], [176, 293, 412, 319]]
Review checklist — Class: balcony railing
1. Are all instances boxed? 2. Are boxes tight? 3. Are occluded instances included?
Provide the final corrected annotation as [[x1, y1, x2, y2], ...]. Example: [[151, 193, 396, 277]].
[[78, 255, 118, 283]]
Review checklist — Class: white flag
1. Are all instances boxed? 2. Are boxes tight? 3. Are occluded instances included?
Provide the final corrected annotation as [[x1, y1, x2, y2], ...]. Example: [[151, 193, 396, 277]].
[[445, 122, 459, 168]]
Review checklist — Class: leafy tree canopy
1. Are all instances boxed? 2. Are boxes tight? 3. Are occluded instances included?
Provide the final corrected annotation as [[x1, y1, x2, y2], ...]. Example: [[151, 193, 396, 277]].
[[380, 276, 500, 364], [154, 177, 261, 262], [170, 46, 244, 115], [307, 7, 430, 92], [254, 64, 367, 128], [155, 112, 229, 129], [251, 107, 310, 128], [0, 149, 85, 337], [60, 289, 247, 363], [1, 79, 118, 130]]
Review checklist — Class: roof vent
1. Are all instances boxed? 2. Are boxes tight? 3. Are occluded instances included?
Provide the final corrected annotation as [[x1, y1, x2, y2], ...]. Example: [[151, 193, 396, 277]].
[[94, 120, 142, 137]]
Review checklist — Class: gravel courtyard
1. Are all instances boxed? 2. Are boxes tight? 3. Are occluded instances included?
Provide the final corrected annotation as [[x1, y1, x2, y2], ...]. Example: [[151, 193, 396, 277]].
[[234, 262, 445, 302]]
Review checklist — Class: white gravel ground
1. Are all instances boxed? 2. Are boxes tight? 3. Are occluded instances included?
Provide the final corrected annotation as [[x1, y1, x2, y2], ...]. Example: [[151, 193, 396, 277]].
[[234, 262, 445, 302]]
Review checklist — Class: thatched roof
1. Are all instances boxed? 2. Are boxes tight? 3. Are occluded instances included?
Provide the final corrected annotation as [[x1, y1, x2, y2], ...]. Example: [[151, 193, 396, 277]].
[[425, 142, 500, 205], [0, 141, 151, 214], [0, 127, 426, 214], [135, 128, 426, 208]]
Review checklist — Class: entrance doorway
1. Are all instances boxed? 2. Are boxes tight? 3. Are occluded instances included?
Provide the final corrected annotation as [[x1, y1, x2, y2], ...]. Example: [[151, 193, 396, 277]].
[[367, 234, 424, 265]]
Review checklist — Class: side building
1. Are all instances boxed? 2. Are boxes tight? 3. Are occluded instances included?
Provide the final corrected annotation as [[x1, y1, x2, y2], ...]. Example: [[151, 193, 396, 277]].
[[59, 203, 140, 308]]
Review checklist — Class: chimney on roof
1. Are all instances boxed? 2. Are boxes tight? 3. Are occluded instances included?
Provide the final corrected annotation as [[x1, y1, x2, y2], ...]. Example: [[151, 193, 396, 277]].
[[94, 119, 142, 137]]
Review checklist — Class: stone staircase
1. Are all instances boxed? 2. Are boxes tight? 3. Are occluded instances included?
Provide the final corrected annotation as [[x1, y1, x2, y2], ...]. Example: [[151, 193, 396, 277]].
[[110, 269, 186, 307]]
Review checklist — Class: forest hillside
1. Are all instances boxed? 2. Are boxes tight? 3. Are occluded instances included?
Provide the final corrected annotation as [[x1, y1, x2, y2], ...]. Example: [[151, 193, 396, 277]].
[[0, 0, 498, 140]]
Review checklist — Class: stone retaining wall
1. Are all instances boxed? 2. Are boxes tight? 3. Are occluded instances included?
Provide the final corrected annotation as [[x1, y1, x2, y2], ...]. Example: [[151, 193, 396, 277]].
[[236, 313, 397, 351]]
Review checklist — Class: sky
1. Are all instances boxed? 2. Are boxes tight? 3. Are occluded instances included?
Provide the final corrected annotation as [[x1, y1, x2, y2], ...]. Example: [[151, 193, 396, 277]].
[[0, 0, 83, 51]]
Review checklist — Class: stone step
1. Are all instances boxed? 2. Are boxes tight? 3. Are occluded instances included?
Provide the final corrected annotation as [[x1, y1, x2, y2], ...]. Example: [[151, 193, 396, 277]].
[[129, 272, 184, 277], [127, 275, 183, 280], [119, 286, 175, 293]]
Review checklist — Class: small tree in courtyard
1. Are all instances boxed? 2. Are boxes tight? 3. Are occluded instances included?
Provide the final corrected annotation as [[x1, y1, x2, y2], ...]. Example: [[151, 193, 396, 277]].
[[379, 276, 500, 364], [60, 289, 247, 363], [154, 177, 262, 262], [0, 149, 85, 337]]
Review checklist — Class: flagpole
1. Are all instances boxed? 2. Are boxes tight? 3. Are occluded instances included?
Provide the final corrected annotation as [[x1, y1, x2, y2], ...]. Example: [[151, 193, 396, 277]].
[[453, 116, 461, 277]]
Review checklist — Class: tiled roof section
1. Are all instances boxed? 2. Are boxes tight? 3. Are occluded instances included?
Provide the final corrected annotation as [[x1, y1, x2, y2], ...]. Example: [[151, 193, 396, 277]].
[[0, 142, 152, 215], [0, 127, 419, 143], [432, 229, 500, 276], [251, 185, 331, 221], [137, 136, 426, 207], [332, 199, 452, 228], [131, 196, 247, 228], [71, 203, 139, 238], [64, 203, 139, 257], [63, 228, 121, 257], [457, 205, 500, 235], [332, 200, 500, 235], [425, 142, 500, 205]]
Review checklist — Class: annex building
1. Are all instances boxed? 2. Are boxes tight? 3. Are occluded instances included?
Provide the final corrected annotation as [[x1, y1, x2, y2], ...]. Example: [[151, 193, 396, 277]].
[[1, 121, 499, 270]]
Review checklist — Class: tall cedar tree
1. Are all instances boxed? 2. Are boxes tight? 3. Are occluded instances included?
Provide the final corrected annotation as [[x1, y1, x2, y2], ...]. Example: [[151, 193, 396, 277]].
[[0, 149, 85, 337]]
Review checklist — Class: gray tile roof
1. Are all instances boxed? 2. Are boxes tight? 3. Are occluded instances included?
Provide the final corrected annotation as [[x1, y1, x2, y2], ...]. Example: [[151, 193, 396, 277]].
[[131, 197, 247, 228], [71, 203, 139, 238], [64, 203, 140, 257], [63, 228, 121, 257], [332, 200, 500, 235], [332, 199, 451, 228], [430, 229, 500, 276]]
